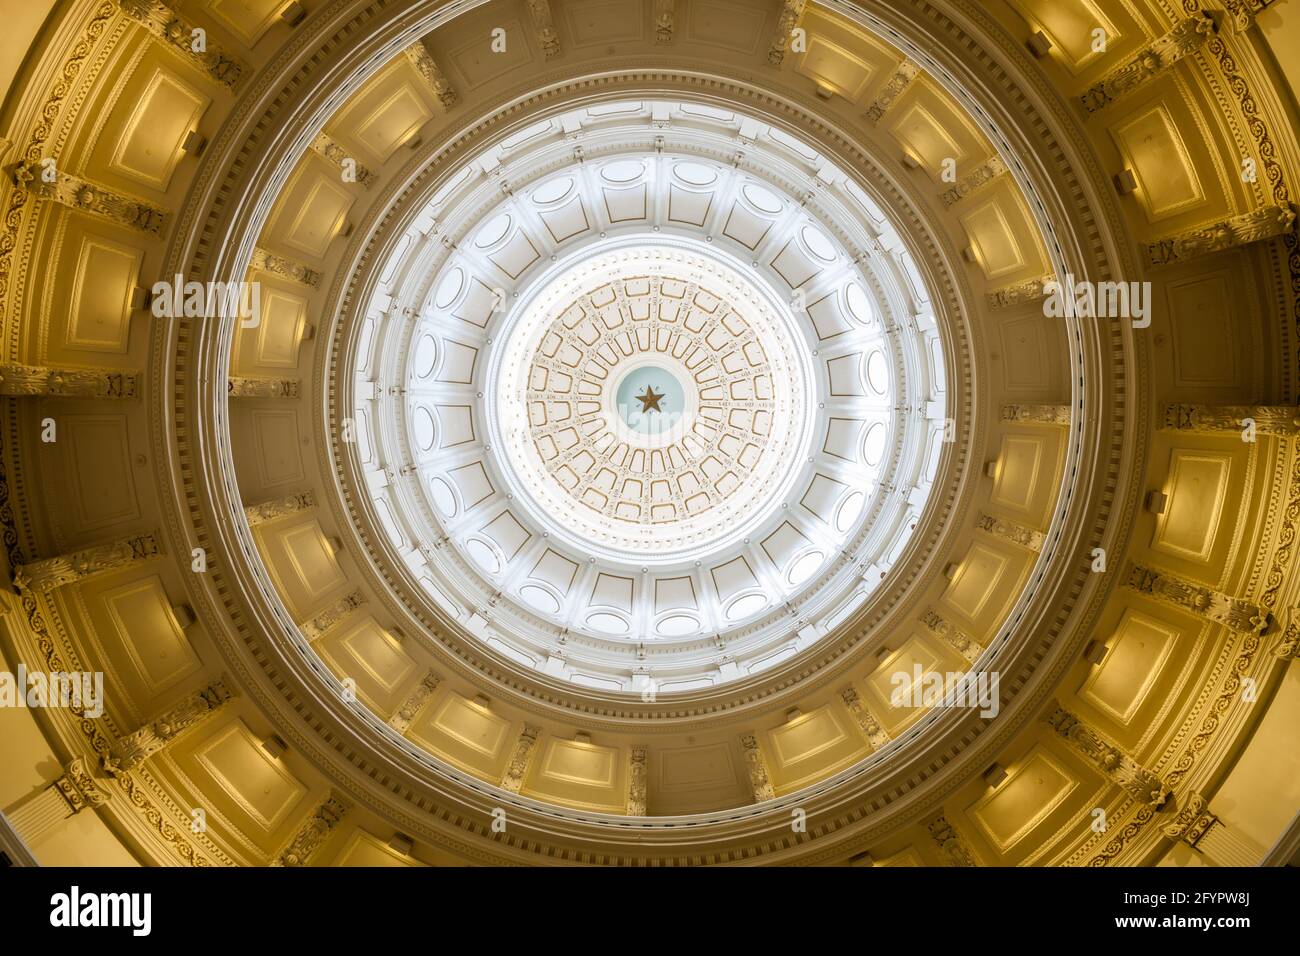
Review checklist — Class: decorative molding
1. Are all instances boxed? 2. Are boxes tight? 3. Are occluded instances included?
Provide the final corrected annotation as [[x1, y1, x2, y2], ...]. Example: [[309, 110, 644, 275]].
[[1144, 203, 1296, 267], [1161, 791, 1217, 847], [927, 814, 976, 866], [1044, 703, 1171, 807], [627, 745, 648, 815], [975, 512, 1045, 551], [249, 247, 322, 286], [839, 686, 889, 747], [0, 363, 139, 398], [309, 132, 376, 186], [402, 41, 457, 110], [273, 792, 349, 866], [105, 678, 235, 774], [54, 757, 110, 814], [12, 164, 165, 234], [1000, 403, 1070, 425], [653, 0, 674, 43], [500, 724, 541, 793], [228, 376, 300, 398], [1080, 14, 1215, 113], [13, 532, 161, 593], [767, 0, 806, 67], [1123, 562, 1271, 634], [301, 589, 366, 642], [388, 671, 440, 733], [244, 491, 316, 525], [115, 0, 246, 88], [1162, 402, 1300, 435], [920, 607, 983, 662], [865, 60, 919, 123], [1221, 0, 1280, 31], [986, 273, 1053, 310], [940, 155, 1007, 206], [525, 0, 561, 60], [740, 733, 775, 801]]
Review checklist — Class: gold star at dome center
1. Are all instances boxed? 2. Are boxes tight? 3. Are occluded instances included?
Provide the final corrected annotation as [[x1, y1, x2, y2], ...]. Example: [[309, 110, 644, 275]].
[[636, 385, 665, 413]]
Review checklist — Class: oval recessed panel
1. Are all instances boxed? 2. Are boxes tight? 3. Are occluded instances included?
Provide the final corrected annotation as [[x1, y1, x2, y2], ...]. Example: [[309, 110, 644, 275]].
[[429, 476, 457, 517], [466, 539, 500, 575], [519, 585, 561, 615], [413, 334, 437, 378], [413, 405, 436, 450], [864, 421, 887, 466], [435, 267, 464, 308], [726, 593, 767, 621], [845, 283, 874, 325], [675, 162, 717, 186], [532, 176, 573, 204], [586, 612, 629, 634], [802, 225, 837, 262], [742, 182, 783, 214], [866, 350, 889, 394], [656, 614, 699, 637], [601, 160, 643, 183], [835, 491, 865, 533], [476, 213, 512, 248]]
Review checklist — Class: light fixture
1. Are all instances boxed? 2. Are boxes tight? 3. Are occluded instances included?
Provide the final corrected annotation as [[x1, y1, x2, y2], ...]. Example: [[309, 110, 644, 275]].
[[170, 604, 195, 628], [388, 833, 414, 856], [983, 763, 1009, 787], [1145, 490, 1168, 514], [785, 707, 803, 722], [1114, 169, 1139, 194], [985, 460, 999, 478], [901, 152, 922, 170], [944, 562, 959, 579], [181, 129, 206, 156], [261, 735, 288, 759], [574, 731, 592, 744], [1083, 640, 1110, 665], [1026, 31, 1052, 58], [279, 1, 306, 26]]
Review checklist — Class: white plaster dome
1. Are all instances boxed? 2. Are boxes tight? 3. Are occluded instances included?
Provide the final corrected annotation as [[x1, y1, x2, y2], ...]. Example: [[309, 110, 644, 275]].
[[353, 98, 948, 691]]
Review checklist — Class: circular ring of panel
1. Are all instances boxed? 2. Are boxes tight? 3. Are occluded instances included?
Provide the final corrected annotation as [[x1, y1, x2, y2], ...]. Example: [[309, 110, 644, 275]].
[[491, 240, 813, 565], [352, 98, 949, 691]]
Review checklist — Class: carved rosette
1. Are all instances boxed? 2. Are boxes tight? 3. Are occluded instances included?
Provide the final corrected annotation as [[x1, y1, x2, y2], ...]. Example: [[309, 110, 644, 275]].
[[654, 0, 674, 43], [1045, 704, 1171, 807], [18, 165, 166, 234], [927, 814, 976, 866], [388, 672, 441, 733], [402, 42, 458, 110], [525, 0, 561, 59], [116, 0, 246, 88], [920, 608, 983, 662], [766, 0, 806, 66], [986, 273, 1054, 310], [740, 733, 775, 802], [107, 679, 235, 774], [500, 724, 541, 793], [940, 155, 1007, 206], [274, 793, 350, 866], [249, 248, 322, 287], [839, 687, 890, 747], [976, 512, 1045, 551], [301, 590, 366, 642], [1080, 15, 1214, 113], [0, 363, 139, 398], [1161, 402, 1300, 435], [1001, 403, 1071, 425], [228, 376, 300, 398], [244, 491, 316, 525], [13, 532, 161, 593], [865, 60, 920, 123], [1145, 203, 1296, 267], [1124, 562, 1270, 634], [628, 745, 648, 815]]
